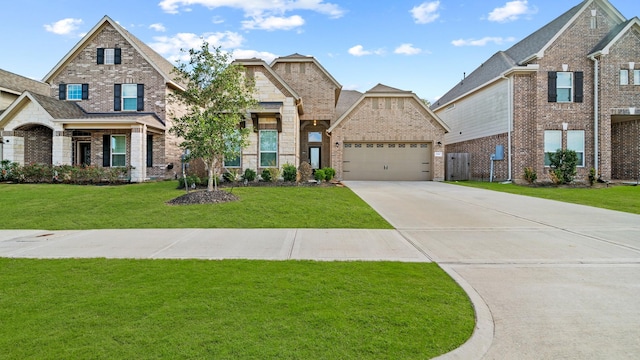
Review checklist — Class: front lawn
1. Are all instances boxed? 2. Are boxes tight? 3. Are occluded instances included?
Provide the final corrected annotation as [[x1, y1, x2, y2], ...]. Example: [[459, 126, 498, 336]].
[[452, 181, 640, 214], [0, 258, 475, 359], [0, 181, 392, 230]]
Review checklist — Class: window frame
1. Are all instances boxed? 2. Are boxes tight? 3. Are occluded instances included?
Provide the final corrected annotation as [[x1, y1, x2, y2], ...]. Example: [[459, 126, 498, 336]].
[[111, 135, 126, 167], [567, 130, 585, 167], [556, 72, 573, 103], [620, 69, 629, 85], [121, 84, 138, 111], [544, 130, 562, 167], [634, 70, 640, 85], [259, 130, 278, 168], [66, 84, 83, 101], [308, 131, 322, 143], [104, 48, 115, 65]]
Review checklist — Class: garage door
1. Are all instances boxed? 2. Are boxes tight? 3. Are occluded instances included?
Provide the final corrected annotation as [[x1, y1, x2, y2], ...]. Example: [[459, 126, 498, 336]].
[[343, 142, 431, 180]]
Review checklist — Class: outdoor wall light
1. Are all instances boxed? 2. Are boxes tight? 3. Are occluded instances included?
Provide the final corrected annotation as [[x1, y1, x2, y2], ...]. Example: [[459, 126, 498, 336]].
[[335, 141, 340, 148], [437, 141, 442, 145]]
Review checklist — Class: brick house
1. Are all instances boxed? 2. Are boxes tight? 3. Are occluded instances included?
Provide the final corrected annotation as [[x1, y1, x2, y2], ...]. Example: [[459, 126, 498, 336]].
[[0, 15, 183, 182], [432, 0, 640, 183], [1, 16, 450, 182]]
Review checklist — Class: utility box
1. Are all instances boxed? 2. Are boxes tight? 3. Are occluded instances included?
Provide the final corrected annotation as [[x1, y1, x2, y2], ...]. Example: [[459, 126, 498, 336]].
[[493, 145, 504, 161]]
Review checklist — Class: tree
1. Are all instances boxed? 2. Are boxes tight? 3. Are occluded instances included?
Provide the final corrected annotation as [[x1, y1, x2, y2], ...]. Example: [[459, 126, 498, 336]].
[[170, 42, 257, 192], [421, 98, 431, 108]]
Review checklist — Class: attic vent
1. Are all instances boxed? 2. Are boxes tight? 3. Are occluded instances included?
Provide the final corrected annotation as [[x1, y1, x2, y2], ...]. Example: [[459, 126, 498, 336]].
[[591, 9, 597, 29]]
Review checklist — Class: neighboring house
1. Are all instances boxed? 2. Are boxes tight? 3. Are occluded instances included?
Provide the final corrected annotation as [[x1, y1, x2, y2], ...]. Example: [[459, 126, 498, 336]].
[[0, 69, 50, 160], [432, 0, 640, 183], [0, 15, 184, 182], [0, 15, 450, 183]]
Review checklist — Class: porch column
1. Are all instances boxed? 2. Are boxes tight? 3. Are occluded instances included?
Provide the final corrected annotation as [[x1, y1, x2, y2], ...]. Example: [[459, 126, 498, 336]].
[[1, 131, 24, 165], [52, 131, 72, 165], [130, 125, 146, 182]]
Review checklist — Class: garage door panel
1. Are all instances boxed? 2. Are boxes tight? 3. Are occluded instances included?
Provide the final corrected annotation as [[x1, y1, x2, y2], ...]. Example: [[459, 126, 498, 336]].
[[343, 143, 431, 181]]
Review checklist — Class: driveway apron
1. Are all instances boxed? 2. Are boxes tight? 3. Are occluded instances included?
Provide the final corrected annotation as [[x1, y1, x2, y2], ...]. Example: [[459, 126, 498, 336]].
[[345, 181, 640, 360]]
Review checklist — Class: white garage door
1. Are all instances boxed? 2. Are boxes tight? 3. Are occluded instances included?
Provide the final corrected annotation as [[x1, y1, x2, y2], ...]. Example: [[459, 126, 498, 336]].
[[343, 142, 432, 180]]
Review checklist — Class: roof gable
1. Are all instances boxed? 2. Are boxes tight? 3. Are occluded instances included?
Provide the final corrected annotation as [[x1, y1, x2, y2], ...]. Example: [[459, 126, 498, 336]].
[[43, 15, 181, 90], [433, 0, 628, 110], [0, 68, 50, 96], [271, 54, 342, 90], [0, 91, 85, 129], [329, 84, 450, 133], [590, 17, 640, 55]]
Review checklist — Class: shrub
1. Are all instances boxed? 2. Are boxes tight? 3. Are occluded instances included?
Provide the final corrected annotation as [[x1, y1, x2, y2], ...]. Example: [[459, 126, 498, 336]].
[[261, 169, 272, 182], [223, 169, 241, 183], [314, 169, 326, 182], [523, 167, 537, 184], [298, 162, 312, 182], [322, 167, 335, 181], [282, 163, 297, 182], [178, 174, 202, 189], [549, 149, 578, 184], [589, 167, 597, 186], [0, 160, 19, 181], [267, 168, 280, 183], [242, 168, 257, 182]]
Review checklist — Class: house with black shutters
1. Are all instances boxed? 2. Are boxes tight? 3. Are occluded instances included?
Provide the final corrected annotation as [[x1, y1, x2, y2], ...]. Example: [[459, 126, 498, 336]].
[[432, 0, 640, 183], [0, 15, 183, 182]]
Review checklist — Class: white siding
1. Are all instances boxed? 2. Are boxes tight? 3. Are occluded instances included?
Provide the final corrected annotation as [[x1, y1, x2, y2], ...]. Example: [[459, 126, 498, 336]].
[[438, 80, 510, 144]]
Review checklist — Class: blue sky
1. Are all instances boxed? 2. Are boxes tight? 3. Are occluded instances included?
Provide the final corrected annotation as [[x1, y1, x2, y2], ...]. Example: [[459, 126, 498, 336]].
[[1, 0, 636, 102]]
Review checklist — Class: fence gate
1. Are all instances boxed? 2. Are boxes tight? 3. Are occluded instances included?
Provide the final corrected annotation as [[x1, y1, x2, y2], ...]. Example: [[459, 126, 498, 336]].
[[446, 153, 470, 181]]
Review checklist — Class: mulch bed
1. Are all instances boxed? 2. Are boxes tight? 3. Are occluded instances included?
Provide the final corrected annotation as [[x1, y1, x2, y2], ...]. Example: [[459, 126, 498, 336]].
[[166, 190, 239, 205]]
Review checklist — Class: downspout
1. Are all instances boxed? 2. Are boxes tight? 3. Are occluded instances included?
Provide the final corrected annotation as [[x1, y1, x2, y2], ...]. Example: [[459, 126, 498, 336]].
[[589, 55, 599, 177]]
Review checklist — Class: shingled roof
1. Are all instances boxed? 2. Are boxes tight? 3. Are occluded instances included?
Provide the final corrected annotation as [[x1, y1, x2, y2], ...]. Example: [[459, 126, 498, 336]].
[[433, 0, 599, 110], [0, 68, 50, 96]]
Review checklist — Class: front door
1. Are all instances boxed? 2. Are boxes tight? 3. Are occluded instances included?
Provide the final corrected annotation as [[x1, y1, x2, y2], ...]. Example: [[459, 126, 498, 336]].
[[309, 146, 321, 169], [78, 142, 91, 166]]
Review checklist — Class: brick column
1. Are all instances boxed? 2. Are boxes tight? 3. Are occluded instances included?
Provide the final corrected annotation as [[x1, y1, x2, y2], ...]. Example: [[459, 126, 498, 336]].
[[52, 131, 72, 165], [130, 125, 146, 182]]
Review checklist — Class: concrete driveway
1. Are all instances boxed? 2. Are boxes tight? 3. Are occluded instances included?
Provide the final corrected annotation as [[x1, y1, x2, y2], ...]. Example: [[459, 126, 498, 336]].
[[345, 181, 640, 359]]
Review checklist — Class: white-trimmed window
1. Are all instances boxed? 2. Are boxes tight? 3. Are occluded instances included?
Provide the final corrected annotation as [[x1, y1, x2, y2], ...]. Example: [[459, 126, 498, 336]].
[[122, 84, 138, 111], [111, 135, 126, 167], [104, 49, 115, 65], [634, 70, 640, 85], [224, 133, 241, 168], [556, 72, 573, 102], [544, 130, 562, 166], [259, 130, 278, 167], [620, 69, 629, 85], [567, 130, 585, 167], [67, 84, 83, 100]]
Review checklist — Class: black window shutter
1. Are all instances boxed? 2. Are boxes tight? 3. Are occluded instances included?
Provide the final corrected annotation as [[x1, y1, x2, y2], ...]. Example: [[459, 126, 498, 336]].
[[137, 84, 144, 111], [81, 84, 89, 100], [146, 134, 153, 167], [548, 72, 557, 103], [58, 84, 67, 100], [114, 48, 121, 64], [114, 84, 122, 111], [574, 71, 584, 103], [103, 135, 111, 167], [97, 48, 104, 64]]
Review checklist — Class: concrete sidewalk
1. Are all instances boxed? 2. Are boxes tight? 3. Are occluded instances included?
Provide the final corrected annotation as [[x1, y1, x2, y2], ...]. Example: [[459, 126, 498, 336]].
[[0, 228, 429, 262]]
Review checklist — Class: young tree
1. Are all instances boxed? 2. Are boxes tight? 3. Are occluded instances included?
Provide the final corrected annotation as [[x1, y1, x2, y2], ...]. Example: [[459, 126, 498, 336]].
[[170, 42, 257, 192]]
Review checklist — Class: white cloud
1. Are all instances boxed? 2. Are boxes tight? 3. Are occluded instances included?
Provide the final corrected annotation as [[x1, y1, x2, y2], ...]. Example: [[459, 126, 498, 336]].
[[411, 1, 441, 24], [149, 31, 246, 62], [348, 45, 384, 57], [149, 23, 166, 32], [159, 0, 344, 32], [231, 49, 278, 63], [488, 1, 537, 23], [451, 36, 516, 47], [44, 18, 83, 35], [394, 43, 422, 55], [242, 15, 305, 31]]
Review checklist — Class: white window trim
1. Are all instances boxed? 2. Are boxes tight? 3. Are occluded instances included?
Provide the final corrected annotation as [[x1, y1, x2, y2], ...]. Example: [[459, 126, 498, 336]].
[[104, 48, 115, 65], [122, 84, 137, 111], [259, 130, 278, 168], [633, 70, 640, 85], [567, 130, 585, 167], [111, 135, 126, 167], [544, 130, 562, 167], [620, 69, 629, 85], [556, 72, 573, 103], [67, 84, 82, 101]]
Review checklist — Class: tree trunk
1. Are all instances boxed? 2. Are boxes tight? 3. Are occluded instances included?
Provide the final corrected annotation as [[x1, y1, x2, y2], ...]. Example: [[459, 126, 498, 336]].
[[207, 160, 215, 192]]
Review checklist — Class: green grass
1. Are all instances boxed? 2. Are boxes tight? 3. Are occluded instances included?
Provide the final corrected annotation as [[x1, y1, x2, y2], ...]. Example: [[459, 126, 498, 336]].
[[0, 181, 392, 230], [0, 258, 474, 359], [451, 181, 640, 214]]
